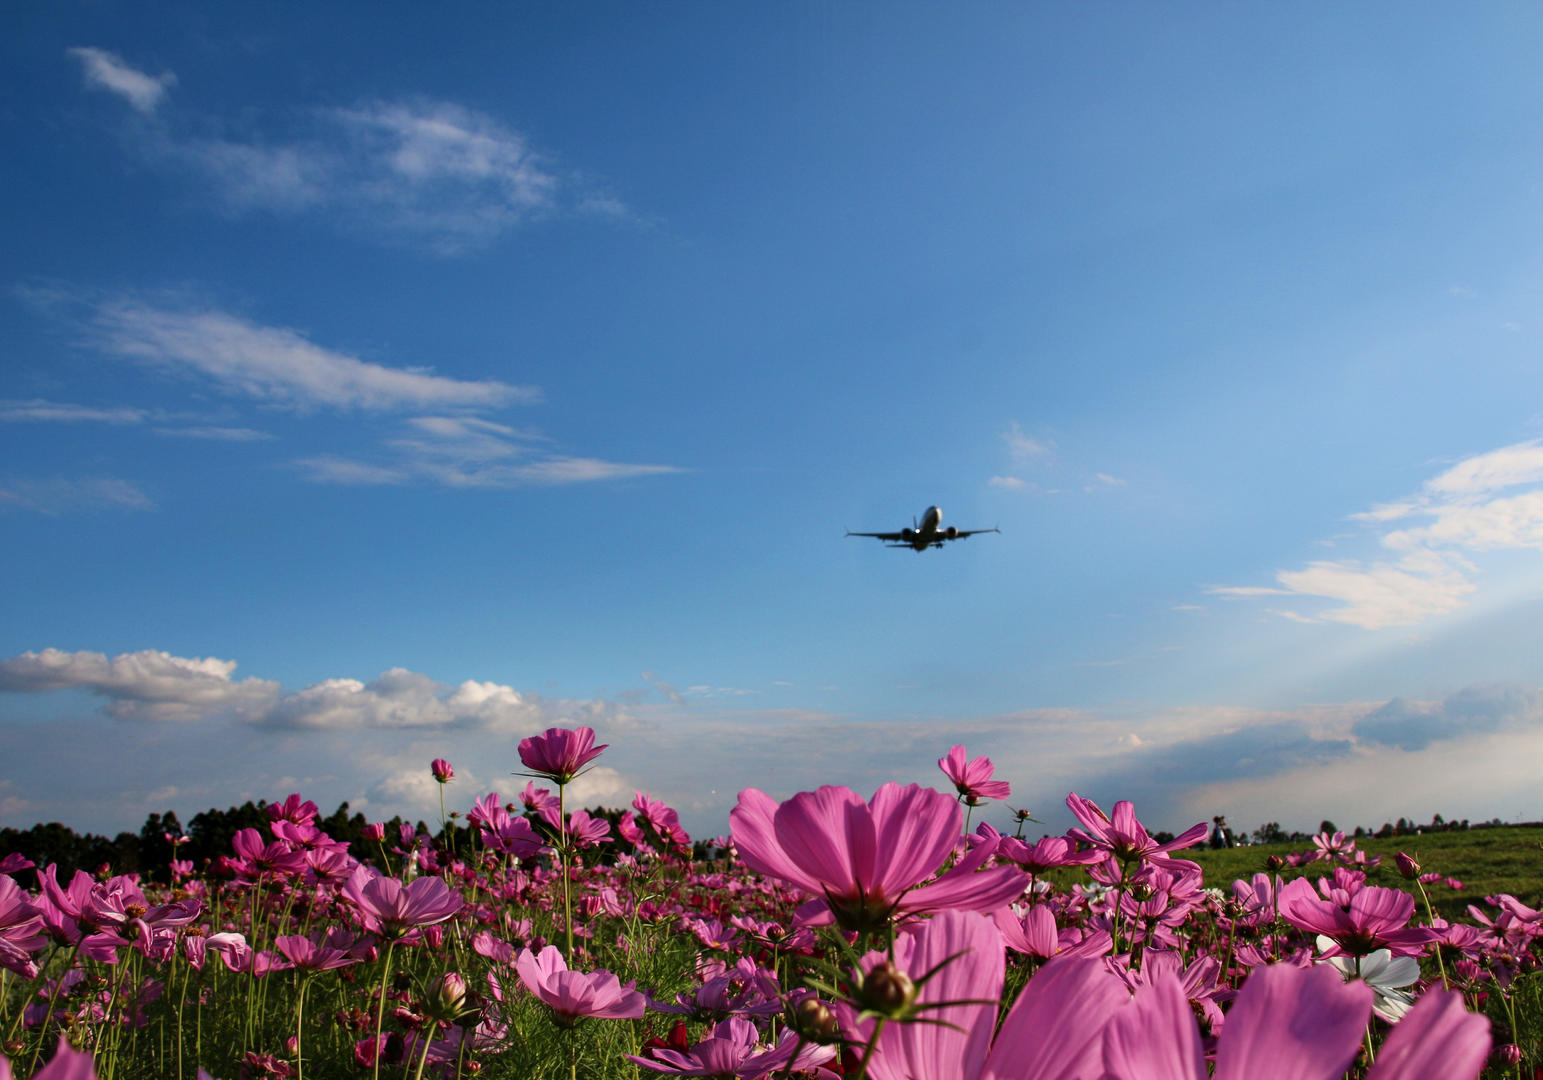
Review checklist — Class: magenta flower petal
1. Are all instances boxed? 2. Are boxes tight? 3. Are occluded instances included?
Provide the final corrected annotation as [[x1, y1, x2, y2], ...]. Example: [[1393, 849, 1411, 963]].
[[1101, 972, 1205, 1080], [982, 958, 1128, 1080], [867, 911, 1004, 1080], [1366, 988, 1490, 1080], [517, 726, 607, 784], [1213, 963, 1370, 1080]]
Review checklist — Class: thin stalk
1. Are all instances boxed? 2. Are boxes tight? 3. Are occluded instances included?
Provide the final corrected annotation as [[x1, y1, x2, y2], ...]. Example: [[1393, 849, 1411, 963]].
[[558, 783, 573, 960], [411, 1020, 439, 1080], [294, 974, 310, 1080], [852, 1017, 888, 1080], [29, 938, 83, 1072], [371, 940, 397, 1080], [176, 955, 192, 1080], [1412, 875, 1450, 991]]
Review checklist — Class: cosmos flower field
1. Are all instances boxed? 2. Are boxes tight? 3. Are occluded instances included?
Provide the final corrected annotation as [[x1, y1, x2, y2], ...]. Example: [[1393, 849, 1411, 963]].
[[0, 727, 1539, 1079]]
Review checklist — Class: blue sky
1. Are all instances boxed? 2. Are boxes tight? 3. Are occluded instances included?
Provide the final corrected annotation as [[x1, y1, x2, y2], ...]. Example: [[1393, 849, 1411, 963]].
[[7, 3, 1543, 842]]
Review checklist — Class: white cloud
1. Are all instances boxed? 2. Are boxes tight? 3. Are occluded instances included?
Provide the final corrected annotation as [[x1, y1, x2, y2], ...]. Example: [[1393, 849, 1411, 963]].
[[1204, 585, 1291, 598], [74, 58, 608, 252], [1003, 422, 1052, 464], [0, 477, 153, 514], [1271, 556, 1475, 630], [297, 415, 680, 489], [988, 475, 1027, 490], [1424, 441, 1543, 498], [0, 399, 145, 424], [67, 47, 176, 114], [0, 648, 278, 722], [0, 648, 618, 734], [154, 426, 274, 442], [565, 766, 628, 805], [1084, 472, 1125, 492], [1209, 437, 1543, 629], [91, 301, 535, 412]]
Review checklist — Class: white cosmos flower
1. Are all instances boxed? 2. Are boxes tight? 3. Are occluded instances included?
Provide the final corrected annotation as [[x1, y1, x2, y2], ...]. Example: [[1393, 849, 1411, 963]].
[[1316, 935, 1421, 1021]]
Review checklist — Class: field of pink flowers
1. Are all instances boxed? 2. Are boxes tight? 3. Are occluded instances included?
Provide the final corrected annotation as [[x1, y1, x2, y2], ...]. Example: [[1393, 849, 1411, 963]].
[[0, 726, 1539, 1079]]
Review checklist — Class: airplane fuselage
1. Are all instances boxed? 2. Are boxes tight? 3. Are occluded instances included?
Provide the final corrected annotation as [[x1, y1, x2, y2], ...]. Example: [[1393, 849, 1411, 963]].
[[900, 506, 958, 550]]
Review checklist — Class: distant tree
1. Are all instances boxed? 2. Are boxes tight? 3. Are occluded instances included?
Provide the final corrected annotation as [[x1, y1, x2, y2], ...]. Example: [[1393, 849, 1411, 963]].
[[1252, 822, 1289, 845], [1151, 830, 1176, 845], [1353, 826, 1366, 839], [187, 800, 270, 870], [1319, 820, 1337, 836]]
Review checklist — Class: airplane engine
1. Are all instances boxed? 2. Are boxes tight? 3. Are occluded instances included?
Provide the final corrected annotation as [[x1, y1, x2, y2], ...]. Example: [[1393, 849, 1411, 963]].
[[900, 528, 914, 541], [944, 526, 958, 539]]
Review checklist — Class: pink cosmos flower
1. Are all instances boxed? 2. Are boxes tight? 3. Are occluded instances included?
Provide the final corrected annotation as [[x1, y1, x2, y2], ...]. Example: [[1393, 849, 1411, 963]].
[[273, 933, 362, 973], [341, 866, 463, 938], [1100, 961, 1490, 1080], [938, 745, 1011, 805], [467, 791, 549, 859], [625, 1017, 837, 1078], [514, 944, 646, 1027], [730, 783, 1026, 932], [1278, 878, 1433, 958], [992, 904, 1110, 961], [267, 794, 319, 825], [995, 835, 1104, 873], [1064, 793, 1208, 870], [430, 758, 454, 783], [538, 805, 612, 849], [2, 1039, 104, 1080], [518, 726, 607, 785]]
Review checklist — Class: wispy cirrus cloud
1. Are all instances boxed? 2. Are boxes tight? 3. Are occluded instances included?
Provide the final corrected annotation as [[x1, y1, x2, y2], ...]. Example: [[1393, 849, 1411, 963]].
[[1208, 438, 1543, 629], [0, 476, 152, 514], [90, 300, 535, 412], [153, 425, 274, 442], [295, 413, 681, 489], [66, 49, 624, 252], [0, 399, 146, 424], [67, 47, 176, 115]]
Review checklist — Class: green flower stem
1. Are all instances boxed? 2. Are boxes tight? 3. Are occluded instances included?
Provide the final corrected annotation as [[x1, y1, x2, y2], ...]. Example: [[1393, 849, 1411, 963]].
[[852, 1017, 888, 1080], [371, 940, 397, 1080], [559, 781, 574, 960], [1412, 875, 1450, 991]]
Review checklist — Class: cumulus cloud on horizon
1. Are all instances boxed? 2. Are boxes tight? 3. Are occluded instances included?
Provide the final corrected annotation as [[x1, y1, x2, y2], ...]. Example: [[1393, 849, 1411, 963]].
[[0, 648, 618, 732], [5, 646, 1542, 838]]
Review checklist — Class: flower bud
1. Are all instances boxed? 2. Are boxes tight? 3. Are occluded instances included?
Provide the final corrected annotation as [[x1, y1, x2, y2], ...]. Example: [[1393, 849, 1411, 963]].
[[860, 961, 915, 1016], [1395, 852, 1420, 879], [363, 822, 386, 842], [1495, 1044, 1524, 1066], [432, 972, 468, 1015], [431, 758, 455, 783], [1265, 855, 1286, 872], [792, 997, 839, 1043]]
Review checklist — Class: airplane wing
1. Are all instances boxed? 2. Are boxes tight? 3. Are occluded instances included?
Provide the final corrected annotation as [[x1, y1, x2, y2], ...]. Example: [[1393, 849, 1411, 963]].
[[845, 531, 906, 542], [939, 528, 1000, 542]]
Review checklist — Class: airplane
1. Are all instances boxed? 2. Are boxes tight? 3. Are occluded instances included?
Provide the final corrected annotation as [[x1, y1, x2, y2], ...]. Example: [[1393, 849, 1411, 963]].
[[845, 506, 999, 552]]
